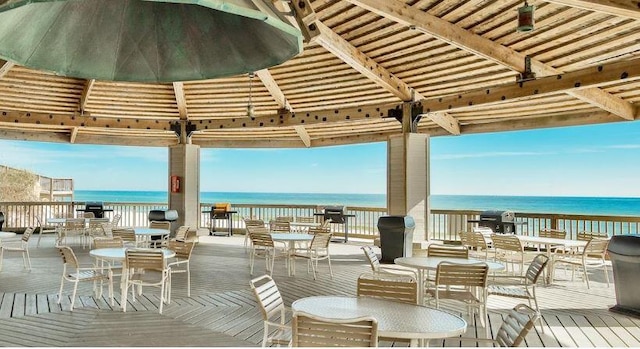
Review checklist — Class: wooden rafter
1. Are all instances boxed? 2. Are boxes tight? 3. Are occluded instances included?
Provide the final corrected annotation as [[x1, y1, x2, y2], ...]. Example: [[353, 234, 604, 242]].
[[256, 69, 293, 111], [294, 125, 311, 147], [424, 112, 460, 135], [315, 21, 422, 102], [417, 58, 640, 115], [344, 0, 636, 121], [70, 127, 79, 143], [545, 0, 640, 20], [0, 60, 13, 78], [79, 79, 95, 114], [173, 82, 188, 120]]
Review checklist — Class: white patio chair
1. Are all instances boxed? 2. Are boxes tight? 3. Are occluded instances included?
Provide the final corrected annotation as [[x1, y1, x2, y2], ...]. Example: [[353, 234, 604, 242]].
[[0, 227, 35, 271]]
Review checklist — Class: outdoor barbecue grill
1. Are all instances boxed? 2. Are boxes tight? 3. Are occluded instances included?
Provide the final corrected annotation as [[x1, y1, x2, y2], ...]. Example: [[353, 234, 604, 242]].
[[314, 206, 355, 243], [472, 210, 516, 234], [77, 201, 113, 218], [323, 206, 346, 224], [209, 203, 237, 236]]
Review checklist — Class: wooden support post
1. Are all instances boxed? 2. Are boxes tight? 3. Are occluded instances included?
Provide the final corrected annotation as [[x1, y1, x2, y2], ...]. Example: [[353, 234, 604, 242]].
[[168, 144, 201, 231]]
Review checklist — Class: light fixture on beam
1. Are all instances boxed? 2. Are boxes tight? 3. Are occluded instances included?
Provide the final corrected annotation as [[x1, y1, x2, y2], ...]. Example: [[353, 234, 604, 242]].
[[517, 1, 535, 32]]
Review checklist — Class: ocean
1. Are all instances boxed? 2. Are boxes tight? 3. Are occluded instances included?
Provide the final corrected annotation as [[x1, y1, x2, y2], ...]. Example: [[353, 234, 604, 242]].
[[73, 190, 640, 217]]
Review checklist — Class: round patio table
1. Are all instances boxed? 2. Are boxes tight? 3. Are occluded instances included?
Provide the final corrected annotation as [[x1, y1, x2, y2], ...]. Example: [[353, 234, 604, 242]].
[[292, 295, 467, 346], [395, 256, 505, 301], [271, 233, 314, 275]]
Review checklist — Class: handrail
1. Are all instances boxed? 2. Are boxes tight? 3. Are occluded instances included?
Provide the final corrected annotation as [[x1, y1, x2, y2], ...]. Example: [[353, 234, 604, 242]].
[[0, 201, 638, 241]]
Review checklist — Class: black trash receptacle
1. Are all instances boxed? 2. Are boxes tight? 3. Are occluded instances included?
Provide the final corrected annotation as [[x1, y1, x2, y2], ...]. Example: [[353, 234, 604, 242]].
[[377, 215, 415, 264], [608, 235, 640, 317], [148, 209, 179, 241], [0, 211, 4, 231]]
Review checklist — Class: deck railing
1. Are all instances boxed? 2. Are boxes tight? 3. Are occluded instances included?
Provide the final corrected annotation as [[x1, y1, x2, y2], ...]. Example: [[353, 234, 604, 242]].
[[1, 201, 638, 241]]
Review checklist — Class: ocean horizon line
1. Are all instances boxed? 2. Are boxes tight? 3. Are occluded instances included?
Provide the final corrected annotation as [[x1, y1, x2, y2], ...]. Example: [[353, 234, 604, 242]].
[[76, 189, 640, 200], [71, 190, 640, 216]]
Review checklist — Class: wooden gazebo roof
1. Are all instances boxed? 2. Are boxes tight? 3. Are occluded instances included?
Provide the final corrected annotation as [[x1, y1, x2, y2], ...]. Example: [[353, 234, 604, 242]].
[[0, 0, 638, 148]]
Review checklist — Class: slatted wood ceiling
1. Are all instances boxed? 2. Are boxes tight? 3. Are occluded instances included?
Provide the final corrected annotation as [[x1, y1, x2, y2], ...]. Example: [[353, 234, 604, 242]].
[[0, 0, 638, 148]]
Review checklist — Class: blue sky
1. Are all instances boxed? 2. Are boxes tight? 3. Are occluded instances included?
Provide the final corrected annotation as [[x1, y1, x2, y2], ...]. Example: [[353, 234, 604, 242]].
[[1, 120, 640, 197]]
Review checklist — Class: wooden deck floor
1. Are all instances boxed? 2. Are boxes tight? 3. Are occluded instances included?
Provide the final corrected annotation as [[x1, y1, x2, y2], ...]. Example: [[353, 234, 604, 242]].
[[0, 234, 636, 347]]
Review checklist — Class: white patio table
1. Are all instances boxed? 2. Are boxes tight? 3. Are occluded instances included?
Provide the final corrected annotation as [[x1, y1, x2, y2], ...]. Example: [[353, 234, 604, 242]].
[[132, 227, 170, 247], [395, 256, 505, 301], [89, 247, 175, 308], [292, 295, 467, 347], [515, 235, 588, 283], [271, 233, 313, 275], [0, 231, 17, 242]]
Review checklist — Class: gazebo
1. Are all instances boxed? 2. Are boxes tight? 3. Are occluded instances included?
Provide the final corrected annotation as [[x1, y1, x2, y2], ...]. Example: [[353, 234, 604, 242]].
[[0, 0, 638, 245]]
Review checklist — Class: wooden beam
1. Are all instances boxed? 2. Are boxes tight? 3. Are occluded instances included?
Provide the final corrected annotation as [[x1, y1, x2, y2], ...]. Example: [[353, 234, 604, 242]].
[[0, 60, 13, 79], [458, 111, 624, 134], [315, 21, 421, 102], [256, 69, 293, 111], [545, 0, 640, 20], [173, 82, 188, 120], [79, 79, 95, 114], [344, 0, 636, 120], [0, 109, 176, 130], [425, 112, 460, 135], [418, 58, 640, 117], [70, 127, 78, 143], [293, 125, 311, 147]]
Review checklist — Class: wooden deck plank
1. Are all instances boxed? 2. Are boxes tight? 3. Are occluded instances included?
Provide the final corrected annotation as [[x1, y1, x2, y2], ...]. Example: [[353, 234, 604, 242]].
[[585, 315, 628, 347], [36, 293, 50, 314], [0, 236, 636, 347], [605, 315, 640, 346], [0, 293, 13, 318]]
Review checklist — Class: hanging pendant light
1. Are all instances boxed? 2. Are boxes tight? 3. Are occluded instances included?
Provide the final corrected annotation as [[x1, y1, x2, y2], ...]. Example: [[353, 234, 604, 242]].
[[0, 0, 303, 82], [517, 1, 535, 32], [247, 72, 255, 118]]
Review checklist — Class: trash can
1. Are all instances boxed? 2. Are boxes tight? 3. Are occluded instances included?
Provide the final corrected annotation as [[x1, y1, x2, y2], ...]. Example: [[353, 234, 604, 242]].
[[608, 235, 640, 317], [148, 209, 179, 241], [0, 211, 4, 231], [377, 215, 415, 263]]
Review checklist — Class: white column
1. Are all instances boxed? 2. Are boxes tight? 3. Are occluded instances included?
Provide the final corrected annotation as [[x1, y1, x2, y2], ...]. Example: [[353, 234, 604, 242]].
[[168, 144, 200, 231], [387, 133, 431, 246]]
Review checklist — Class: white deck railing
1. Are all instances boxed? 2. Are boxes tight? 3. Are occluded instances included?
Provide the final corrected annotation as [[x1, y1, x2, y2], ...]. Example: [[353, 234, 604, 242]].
[[1, 201, 638, 241]]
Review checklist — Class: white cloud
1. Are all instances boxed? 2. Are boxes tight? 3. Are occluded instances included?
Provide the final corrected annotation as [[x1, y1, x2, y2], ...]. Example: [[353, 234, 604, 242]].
[[607, 144, 640, 149]]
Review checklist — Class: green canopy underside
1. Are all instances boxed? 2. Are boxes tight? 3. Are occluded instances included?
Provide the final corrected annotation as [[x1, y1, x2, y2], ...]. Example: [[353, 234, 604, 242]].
[[0, 0, 303, 82]]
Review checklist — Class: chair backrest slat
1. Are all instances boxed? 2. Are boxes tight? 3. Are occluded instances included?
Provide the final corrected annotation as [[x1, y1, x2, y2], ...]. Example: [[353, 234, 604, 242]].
[[93, 236, 124, 249], [491, 234, 524, 252], [58, 246, 79, 269], [436, 262, 489, 287], [495, 304, 539, 347], [167, 240, 195, 259], [309, 232, 332, 249], [577, 231, 609, 241], [293, 312, 378, 347], [539, 228, 566, 239], [125, 249, 165, 271], [250, 275, 285, 320], [361, 246, 381, 272], [428, 244, 469, 258], [112, 228, 136, 242], [525, 254, 549, 284], [357, 273, 418, 304], [174, 226, 190, 241]]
